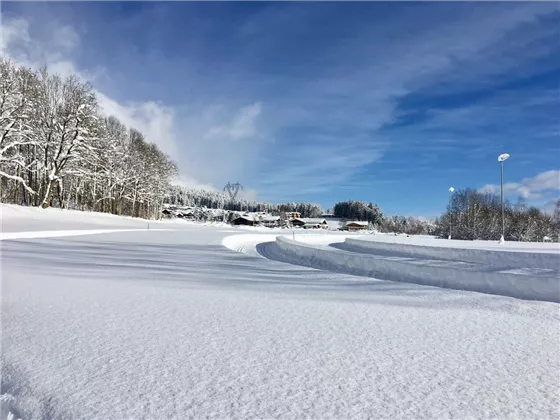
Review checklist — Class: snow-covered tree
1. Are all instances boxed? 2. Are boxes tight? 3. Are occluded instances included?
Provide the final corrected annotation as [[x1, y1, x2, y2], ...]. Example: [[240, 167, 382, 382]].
[[0, 59, 39, 200], [0, 59, 178, 219]]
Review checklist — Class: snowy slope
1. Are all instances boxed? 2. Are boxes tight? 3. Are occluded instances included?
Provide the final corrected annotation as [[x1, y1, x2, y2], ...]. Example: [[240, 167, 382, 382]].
[[2, 207, 559, 419]]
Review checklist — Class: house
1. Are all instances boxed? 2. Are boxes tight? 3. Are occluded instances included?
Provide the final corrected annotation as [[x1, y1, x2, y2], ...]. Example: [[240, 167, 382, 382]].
[[291, 218, 328, 229], [231, 214, 280, 228], [232, 215, 257, 226], [345, 221, 369, 232], [284, 211, 301, 220], [260, 215, 281, 227]]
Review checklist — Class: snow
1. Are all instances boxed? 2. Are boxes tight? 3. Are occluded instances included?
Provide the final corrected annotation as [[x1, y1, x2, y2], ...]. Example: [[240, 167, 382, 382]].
[[269, 236, 560, 303], [0, 228, 172, 241], [1, 205, 559, 419], [346, 220, 369, 226], [353, 232, 560, 253]]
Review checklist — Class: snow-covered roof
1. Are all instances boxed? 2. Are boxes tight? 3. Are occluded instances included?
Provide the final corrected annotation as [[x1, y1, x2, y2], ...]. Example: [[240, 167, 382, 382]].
[[233, 214, 279, 223], [294, 218, 327, 224], [234, 215, 257, 222], [346, 221, 369, 226]]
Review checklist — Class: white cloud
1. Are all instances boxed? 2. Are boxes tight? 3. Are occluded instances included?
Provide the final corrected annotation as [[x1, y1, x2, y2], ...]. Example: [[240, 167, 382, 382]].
[[171, 175, 216, 192], [479, 170, 560, 199], [256, 139, 384, 201], [52, 25, 79, 51], [0, 17, 31, 54], [204, 102, 262, 141], [96, 92, 178, 158]]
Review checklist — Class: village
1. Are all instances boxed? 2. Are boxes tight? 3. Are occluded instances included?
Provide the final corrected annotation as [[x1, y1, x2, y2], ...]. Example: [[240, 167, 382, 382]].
[[161, 205, 371, 232]]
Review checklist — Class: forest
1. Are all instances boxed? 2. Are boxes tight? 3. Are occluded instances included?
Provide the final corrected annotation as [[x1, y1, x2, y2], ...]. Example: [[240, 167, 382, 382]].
[[434, 188, 559, 242], [0, 59, 177, 219]]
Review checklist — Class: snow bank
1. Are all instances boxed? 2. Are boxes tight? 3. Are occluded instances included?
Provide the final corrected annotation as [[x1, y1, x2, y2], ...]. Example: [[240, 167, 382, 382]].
[[222, 234, 285, 256], [343, 238, 560, 271], [275, 237, 560, 303], [354, 232, 559, 253]]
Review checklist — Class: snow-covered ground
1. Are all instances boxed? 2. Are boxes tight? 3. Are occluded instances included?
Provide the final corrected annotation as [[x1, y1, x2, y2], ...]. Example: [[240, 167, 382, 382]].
[[1, 205, 559, 419]]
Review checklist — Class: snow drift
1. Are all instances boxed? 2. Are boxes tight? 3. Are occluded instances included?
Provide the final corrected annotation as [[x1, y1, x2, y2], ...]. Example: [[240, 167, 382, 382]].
[[343, 237, 560, 270], [274, 236, 560, 303]]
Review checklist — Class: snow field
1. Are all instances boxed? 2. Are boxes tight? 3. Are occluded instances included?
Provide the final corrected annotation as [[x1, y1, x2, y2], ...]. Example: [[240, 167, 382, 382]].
[[2, 207, 560, 419]]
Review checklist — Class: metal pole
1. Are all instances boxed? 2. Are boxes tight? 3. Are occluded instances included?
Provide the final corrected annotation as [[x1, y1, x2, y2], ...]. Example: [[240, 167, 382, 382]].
[[448, 191, 452, 240], [500, 160, 504, 243]]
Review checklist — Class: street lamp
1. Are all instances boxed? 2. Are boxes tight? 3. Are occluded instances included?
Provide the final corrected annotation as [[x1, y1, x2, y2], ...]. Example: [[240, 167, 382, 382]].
[[498, 153, 510, 243], [448, 187, 455, 240]]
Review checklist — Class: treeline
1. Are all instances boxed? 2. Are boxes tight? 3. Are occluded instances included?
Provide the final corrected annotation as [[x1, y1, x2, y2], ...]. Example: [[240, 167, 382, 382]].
[[0, 59, 177, 218], [166, 186, 323, 218], [380, 215, 436, 235], [333, 200, 384, 225], [435, 188, 560, 242]]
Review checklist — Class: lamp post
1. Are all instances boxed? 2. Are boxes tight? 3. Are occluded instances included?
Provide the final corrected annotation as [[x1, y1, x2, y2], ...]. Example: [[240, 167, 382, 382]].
[[498, 153, 510, 243], [448, 186, 455, 240]]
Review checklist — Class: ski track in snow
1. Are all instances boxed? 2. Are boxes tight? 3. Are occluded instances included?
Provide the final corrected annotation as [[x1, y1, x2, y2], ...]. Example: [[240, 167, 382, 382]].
[[1, 208, 560, 419]]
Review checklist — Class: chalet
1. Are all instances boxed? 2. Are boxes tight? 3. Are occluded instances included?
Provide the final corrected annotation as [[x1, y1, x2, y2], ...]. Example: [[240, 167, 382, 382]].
[[181, 209, 196, 218], [260, 215, 281, 227], [231, 214, 280, 228], [345, 221, 369, 232], [232, 215, 257, 226], [292, 218, 328, 229]]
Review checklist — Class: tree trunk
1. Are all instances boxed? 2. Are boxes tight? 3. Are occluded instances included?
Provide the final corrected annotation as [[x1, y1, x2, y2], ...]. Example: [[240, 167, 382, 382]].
[[41, 179, 57, 208], [13, 166, 21, 205]]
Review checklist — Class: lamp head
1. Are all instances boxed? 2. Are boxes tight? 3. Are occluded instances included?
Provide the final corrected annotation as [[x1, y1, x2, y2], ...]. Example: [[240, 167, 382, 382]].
[[498, 153, 510, 162], [449, 187, 455, 193]]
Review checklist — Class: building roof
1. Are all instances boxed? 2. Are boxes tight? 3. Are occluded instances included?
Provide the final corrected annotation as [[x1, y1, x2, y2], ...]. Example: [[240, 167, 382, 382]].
[[293, 218, 327, 224], [346, 221, 369, 226], [234, 215, 256, 222], [233, 214, 279, 223]]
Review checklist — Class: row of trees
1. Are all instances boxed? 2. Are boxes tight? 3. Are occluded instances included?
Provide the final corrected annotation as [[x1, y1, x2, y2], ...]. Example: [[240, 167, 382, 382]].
[[165, 186, 324, 218], [333, 200, 384, 226], [380, 215, 436, 236], [0, 59, 177, 218], [435, 188, 559, 242]]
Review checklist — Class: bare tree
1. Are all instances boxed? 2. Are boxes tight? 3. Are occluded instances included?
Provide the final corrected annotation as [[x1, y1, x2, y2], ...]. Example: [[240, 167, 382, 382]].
[[0, 60, 39, 198]]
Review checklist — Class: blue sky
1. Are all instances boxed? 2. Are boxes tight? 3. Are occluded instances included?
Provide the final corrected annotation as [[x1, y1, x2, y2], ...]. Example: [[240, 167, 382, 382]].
[[1, 1, 559, 217]]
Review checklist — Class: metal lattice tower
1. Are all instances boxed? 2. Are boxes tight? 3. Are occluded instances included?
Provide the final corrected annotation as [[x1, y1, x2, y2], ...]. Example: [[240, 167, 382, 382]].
[[224, 182, 243, 201]]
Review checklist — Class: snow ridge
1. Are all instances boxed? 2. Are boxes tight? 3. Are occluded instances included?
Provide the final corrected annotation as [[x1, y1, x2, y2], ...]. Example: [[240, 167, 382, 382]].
[[267, 236, 560, 303]]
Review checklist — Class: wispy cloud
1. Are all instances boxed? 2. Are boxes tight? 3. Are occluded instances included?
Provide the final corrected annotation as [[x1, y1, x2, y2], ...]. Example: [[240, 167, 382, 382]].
[[479, 170, 560, 200], [204, 102, 262, 141]]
